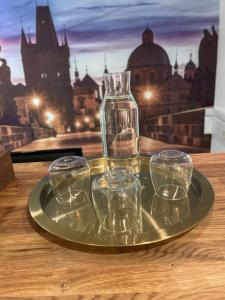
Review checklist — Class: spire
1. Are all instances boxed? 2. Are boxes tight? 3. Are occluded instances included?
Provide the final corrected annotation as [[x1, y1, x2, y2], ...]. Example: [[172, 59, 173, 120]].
[[174, 50, 178, 74], [21, 27, 28, 47], [86, 65, 88, 74], [61, 35, 64, 46], [73, 57, 81, 87], [104, 54, 108, 74], [20, 15, 23, 28], [190, 52, 192, 61], [21, 16, 28, 48], [63, 26, 68, 47], [212, 25, 218, 39], [74, 58, 79, 79], [28, 26, 32, 44], [36, 5, 59, 48]]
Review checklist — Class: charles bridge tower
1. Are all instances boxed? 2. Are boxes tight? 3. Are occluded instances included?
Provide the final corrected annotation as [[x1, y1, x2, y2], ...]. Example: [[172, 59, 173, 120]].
[[21, 5, 74, 132]]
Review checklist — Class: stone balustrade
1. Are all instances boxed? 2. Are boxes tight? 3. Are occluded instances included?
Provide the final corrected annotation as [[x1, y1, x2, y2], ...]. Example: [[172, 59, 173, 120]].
[[0, 125, 55, 151], [141, 108, 211, 149]]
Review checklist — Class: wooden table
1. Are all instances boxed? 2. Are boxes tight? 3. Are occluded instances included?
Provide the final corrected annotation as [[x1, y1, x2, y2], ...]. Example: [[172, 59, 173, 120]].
[[0, 153, 225, 299]]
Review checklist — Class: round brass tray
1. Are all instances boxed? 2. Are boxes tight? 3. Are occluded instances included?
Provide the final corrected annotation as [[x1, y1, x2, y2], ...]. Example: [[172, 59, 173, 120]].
[[29, 157, 214, 248]]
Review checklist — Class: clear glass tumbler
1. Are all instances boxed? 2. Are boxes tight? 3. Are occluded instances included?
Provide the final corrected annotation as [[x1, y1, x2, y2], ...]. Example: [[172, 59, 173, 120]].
[[92, 169, 142, 233], [100, 71, 139, 173], [150, 150, 193, 200], [49, 156, 90, 208]]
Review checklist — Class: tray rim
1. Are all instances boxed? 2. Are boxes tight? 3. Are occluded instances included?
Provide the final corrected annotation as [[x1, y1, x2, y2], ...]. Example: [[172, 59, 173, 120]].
[[28, 157, 215, 248]]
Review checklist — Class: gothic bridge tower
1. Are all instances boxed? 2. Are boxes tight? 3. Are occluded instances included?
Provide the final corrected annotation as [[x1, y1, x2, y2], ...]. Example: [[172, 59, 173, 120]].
[[21, 5, 74, 132]]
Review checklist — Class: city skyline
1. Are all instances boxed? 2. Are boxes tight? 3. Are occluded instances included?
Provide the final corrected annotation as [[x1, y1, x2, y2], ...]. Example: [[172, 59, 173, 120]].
[[0, 0, 220, 84]]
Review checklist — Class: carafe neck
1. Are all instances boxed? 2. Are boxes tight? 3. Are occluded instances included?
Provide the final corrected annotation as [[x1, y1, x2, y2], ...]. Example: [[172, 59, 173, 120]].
[[104, 71, 131, 97]]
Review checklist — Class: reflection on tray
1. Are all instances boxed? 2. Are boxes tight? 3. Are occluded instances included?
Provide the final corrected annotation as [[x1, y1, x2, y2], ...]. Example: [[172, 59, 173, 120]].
[[150, 194, 191, 228], [45, 188, 192, 246], [46, 192, 99, 234]]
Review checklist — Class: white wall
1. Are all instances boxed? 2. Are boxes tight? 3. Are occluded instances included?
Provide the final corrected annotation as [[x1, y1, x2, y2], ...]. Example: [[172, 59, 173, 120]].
[[205, 0, 225, 152]]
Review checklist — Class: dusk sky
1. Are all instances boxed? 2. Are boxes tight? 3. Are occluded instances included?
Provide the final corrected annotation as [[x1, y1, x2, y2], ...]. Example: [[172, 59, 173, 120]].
[[0, 0, 220, 84]]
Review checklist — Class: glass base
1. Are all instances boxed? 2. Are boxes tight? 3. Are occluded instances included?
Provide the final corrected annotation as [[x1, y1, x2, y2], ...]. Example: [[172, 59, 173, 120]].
[[105, 156, 140, 173], [156, 184, 187, 200]]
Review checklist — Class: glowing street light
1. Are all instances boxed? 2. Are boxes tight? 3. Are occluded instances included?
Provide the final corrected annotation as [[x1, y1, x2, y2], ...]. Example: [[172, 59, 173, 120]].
[[144, 90, 153, 100], [32, 97, 41, 107], [95, 112, 100, 119], [31, 97, 42, 127], [46, 111, 55, 124], [75, 121, 81, 129], [84, 116, 90, 124]]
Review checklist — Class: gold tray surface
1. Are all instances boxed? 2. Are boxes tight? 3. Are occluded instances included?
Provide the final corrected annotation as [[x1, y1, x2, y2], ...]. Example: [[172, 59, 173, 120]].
[[29, 157, 214, 248]]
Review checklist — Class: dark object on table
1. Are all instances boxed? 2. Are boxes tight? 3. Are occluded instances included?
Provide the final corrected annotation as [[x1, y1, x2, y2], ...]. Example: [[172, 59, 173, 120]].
[[11, 148, 83, 163], [0, 150, 15, 190]]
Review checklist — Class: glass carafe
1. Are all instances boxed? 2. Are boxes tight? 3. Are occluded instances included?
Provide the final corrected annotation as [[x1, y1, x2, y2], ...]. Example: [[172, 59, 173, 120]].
[[100, 71, 139, 172]]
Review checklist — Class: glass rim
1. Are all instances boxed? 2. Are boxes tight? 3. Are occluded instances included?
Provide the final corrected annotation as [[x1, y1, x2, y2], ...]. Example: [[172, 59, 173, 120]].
[[150, 150, 192, 162], [48, 155, 89, 173]]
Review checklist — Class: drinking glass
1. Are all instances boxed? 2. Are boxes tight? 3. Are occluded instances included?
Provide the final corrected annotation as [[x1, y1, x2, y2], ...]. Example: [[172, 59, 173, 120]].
[[150, 150, 193, 200], [49, 156, 90, 208], [92, 169, 142, 233]]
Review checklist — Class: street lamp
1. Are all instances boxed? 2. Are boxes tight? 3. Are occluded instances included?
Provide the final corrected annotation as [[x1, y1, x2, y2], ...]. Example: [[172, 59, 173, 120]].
[[75, 121, 81, 129], [46, 111, 55, 127], [144, 90, 153, 100], [31, 97, 42, 127], [84, 116, 90, 124], [32, 97, 41, 108]]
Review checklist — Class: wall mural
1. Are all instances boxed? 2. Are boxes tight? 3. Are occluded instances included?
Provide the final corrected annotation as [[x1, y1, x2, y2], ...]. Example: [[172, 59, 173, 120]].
[[0, 0, 219, 157]]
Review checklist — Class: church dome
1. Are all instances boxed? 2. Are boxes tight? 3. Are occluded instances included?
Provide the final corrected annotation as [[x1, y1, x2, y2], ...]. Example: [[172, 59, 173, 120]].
[[185, 54, 196, 70], [185, 61, 196, 70], [127, 27, 170, 69]]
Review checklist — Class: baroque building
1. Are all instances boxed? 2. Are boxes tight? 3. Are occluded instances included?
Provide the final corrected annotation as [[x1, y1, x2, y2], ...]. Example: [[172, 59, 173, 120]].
[[127, 26, 172, 88], [21, 4, 74, 133], [126, 26, 193, 127], [73, 63, 100, 131], [184, 54, 196, 82]]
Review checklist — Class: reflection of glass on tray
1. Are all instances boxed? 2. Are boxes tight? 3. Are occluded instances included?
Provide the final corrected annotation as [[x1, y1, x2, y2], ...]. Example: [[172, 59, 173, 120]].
[[92, 169, 142, 233], [150, 150, 193, 200], [50, 196, 97, 234], [151, 194, 191, 228]]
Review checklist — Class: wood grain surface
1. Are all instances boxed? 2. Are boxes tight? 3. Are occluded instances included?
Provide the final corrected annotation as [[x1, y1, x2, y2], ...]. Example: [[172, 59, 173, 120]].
[[0, 153, 225, 299]]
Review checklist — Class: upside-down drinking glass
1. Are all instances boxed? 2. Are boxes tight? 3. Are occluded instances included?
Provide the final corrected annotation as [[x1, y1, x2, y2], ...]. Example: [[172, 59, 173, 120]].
[[92, 169, 142, 233], [150, 150, 193, 200], [49, 156, 90, 208]]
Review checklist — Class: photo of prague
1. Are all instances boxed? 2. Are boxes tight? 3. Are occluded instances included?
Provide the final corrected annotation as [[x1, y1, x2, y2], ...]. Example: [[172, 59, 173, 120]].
[[0, 0, 219, 157]]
